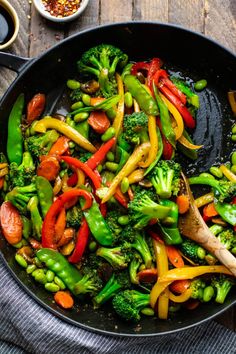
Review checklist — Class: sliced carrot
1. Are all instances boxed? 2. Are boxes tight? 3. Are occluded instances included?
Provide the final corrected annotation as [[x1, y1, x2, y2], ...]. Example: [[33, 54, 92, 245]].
[[27, 93, 46, 124], [127, 187, 134, 201], [49, 136, 70, 156], [170, 280, 191, 294], [54, 291, 74, 309], [138, 269, 158, 283], [176, 194, 190, 214], [203, 202, 218, 218], [28, 237, 42, 250], [54, 207, 66, 243], [0, 177, 4, 189], [0, 201, 22, 245], [166, 245, 185, 268], [57, 228, 74, 247], [37, 156, 60, 181], [90, 97, 105, 106], [88, 111, 110, 134]]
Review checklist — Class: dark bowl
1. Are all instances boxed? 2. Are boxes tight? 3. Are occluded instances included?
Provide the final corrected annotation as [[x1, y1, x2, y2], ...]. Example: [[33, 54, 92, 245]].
[[0, 22, 236, 336]]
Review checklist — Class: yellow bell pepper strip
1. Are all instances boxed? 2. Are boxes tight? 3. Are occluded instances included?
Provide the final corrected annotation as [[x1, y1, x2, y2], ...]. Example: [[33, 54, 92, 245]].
[[127, 169, 145, 184], [158, 265, 233, 283], [133, 99, 140, 112], [101, 142, 150, 204], [150, 281, 172, 308], [151, 238, 169, 319], [219, 165, 236, 182], [112, 74, 124, 141], [169, 289, 192, 303], [228, 91, 236, 116], [160, 93, 184, 140], [139, 115, 158, 168], [34, 117, 97, 153], [76, 169, 85, 187], [178, 134, 203, 150], [195, 192, 214, 208]]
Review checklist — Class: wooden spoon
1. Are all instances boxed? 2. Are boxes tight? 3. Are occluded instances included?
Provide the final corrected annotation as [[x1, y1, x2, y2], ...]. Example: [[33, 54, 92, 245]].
[[178, 173, 236, 277]]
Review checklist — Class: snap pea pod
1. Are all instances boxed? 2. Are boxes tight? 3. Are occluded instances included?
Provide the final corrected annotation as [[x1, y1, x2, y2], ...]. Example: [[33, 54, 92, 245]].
[[7, 94, 25, 165], [36, 248, 82, 294], [21, 215, 32, 240], [124, 75, 159, 115], [36, 176, 53, 217], [214, 202, 236, 226], [27, 196, 43, 240]]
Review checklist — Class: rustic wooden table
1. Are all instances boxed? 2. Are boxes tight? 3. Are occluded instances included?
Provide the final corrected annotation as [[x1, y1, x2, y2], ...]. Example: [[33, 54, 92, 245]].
[[1, 0, 236, 331]]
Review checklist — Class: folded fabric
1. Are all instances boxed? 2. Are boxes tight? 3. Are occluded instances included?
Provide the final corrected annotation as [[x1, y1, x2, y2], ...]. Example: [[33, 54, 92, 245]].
[[0, 257, 236, 354]]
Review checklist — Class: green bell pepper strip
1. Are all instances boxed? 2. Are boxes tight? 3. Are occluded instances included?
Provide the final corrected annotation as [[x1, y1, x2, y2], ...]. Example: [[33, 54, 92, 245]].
[[153, 84, 176, 148], [75, 120, 89, 139], [214, 202, 236, 226], [27, 196, 43, 240], [124, 75, 159, 115], [36, 176, 53, 217], [36, 248, 82, 294], [7, 94, 25, 165], [159, 200, 183, 245], [116, 146, 130, 173], [171, 78, 200, 108], [21, 215, 32, 240], [144, 127, 163, 176], [81, 199, 113, 246]]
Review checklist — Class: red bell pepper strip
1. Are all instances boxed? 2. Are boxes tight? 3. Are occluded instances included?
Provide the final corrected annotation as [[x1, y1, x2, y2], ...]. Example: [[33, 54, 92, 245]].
[[42, 189, 92, 249], [147, 58, 162, 91], [131, 61, 150, 75], [148, 230, 163, 244], [152, 69, 168, 86], [86, 137, 116, 170], [61, 156, 101, 189], [161, 78, 187, 105], [67, 171, 78, 187], [68, 218, 90, 263], [162, 135, 174, 160], [158, 85, 195, 129]]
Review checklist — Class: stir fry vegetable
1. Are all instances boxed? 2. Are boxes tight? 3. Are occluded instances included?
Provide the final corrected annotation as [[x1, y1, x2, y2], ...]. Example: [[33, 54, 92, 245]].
[[1, 43, 236, 323]]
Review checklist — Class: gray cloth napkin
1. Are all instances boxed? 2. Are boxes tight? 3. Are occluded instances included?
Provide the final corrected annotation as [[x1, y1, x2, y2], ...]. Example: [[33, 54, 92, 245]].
[[1, 257, 236, 354]]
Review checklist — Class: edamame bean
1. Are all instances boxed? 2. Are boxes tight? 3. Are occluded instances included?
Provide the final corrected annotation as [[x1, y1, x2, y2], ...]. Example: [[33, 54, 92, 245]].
[[59, 169, 67, 178], [118, 215, 130, 225], [101, 127, 115, 142], [35, 273, 47, 285], [69, 141, 76, 149], [71, 101, 84, 110], [13, 239, 28, 249], [203, 286, 214, 302], [67, 80, 80, 90], [105, 162, 118, 172], [231, 152, 236, 166], [82, 94, 91, 106], [209, 166, 223, 179], [121, 177, 129, 194], [106, 107, 117, 120], [199, 172, 215, 179], [141, 308, 155, 316], [106, 151, 115, 162], [231, 165, 236, 175], [97, 164, 103, 173], [74, 112, 89, 123], [54, 276, 66, 290], [232, 124, 236, 134], [26, 264, 36, 274], [15, 254, 28, 268], [89, 241, 97, 252], [46, 270, 55, 282], [32, 269, 45, 278], [124, 92, 133, 108], [194, 79, 207, 91], [45, 282, 60, 292], [232, 134, 236, 142]]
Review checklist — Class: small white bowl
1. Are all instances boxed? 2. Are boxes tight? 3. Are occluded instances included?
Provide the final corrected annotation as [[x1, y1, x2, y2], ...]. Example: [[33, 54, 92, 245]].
[[0, 0, 19, 50], [32, 0, 90, 23]]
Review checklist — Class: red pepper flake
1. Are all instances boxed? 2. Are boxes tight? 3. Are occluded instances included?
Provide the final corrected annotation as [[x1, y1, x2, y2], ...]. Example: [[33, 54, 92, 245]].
[[42, 0, 81, 18]]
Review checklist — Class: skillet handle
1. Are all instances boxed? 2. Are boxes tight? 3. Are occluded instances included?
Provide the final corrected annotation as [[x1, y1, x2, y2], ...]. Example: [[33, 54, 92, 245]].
[[0, 52, 30, 73]]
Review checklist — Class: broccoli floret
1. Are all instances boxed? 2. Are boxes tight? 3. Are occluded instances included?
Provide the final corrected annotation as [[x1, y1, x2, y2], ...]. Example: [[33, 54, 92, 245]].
[[9, 152, 35, 187], [211, 275, 234, 304], [123, 112, 149, 145], [189, 176, 236, 203], [93, 271, 130, 308], [112, 290, 150, 322], [70, 87, 83, 102], [217, 229, 236, 251], [66, 205, 83, 228], [149, 160, 181, 199], [190, 279, 206, 300], [122, 225, 153, 268], [73, 267, 103, 296], [129, 253, 142, 285], [105, 210, 126, 244], [27, 196, 42, 240], [96, 245, 130, 270], [180, 239, 206, 264], [79, 151, 93, 163], [25, 130, 59, 158], [128, 188, 171, 229], [5, 183, 36, 213], [77, 44, 128, 98]]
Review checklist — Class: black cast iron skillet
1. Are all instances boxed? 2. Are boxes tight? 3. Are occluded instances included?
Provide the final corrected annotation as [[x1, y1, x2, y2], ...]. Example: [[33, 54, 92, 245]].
[[0, 22, 236, 337]]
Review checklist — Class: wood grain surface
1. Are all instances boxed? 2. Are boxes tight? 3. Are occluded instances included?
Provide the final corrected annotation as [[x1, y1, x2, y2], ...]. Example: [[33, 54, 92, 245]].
[[1, 0, 236, 330]]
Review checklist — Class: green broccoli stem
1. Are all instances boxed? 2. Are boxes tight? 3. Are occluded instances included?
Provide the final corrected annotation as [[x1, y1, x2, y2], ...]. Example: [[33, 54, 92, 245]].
[[159, 200, 182, 245], [27, 196, 42, 240], [73, 274, 97, 295], [93, 274, 122, 308], [130, 234, 152, 269], [129, 256, 141, 284], [99, 68, 114, 97], [209, 224, 224, 236], [5, 184, 36, 212]]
